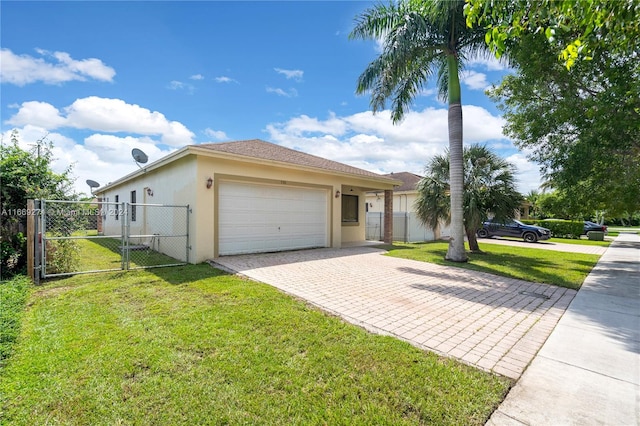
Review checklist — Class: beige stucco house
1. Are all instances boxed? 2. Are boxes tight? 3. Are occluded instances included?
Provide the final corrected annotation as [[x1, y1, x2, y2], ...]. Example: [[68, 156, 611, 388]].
[[97, 139, 400, 262], [366, 172, 450, 242]]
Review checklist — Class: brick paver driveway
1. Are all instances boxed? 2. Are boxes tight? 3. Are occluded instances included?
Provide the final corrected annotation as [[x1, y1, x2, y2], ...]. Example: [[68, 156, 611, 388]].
[[212, 247, 577, 379]]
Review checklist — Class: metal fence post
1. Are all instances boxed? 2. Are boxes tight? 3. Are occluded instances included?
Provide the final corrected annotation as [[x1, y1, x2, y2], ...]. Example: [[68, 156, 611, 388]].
[[34, 200, 41, 284], [122, 202, 128, 270], [404, 212, 409, 243], [27, 199, 34, 281], [40, 199, 47, 277], [186, 205, 190, 264]]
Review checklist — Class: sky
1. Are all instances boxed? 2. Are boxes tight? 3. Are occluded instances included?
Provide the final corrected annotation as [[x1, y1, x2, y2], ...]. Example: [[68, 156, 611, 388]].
[[1, 1, 542, 198]]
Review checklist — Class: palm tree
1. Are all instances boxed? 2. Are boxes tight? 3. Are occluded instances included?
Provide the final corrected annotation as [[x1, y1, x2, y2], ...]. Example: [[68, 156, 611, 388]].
[[525, 190, 540, 219], [415, 144, 523, 253], [350, 0, 490, 262]]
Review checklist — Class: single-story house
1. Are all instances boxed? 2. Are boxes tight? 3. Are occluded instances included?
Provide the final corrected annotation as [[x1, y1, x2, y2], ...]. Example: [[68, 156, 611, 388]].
[[96, 139, 401, 262], [365, 172, 450, 242]]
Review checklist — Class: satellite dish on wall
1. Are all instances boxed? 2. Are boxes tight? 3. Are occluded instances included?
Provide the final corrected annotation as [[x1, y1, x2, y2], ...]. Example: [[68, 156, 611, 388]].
[[86, 179, 100, 195], [132, 148, 149, 169]]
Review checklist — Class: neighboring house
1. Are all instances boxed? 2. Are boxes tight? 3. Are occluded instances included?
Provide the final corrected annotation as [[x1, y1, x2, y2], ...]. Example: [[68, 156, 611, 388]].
[[365, 172, 450, 242], [97, 139, 400, 262]]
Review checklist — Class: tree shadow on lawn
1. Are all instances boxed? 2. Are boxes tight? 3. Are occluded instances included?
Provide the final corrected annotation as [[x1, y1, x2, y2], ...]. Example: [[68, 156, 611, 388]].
[[77, 237, 186, 271], [386, 243, 587, 290], [143, 263, 231, 286]]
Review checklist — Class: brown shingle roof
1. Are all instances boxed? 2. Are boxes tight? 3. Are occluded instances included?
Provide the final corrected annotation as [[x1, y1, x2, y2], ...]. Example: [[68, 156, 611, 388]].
[[383, 172, 423, 192], [194, 139, 396, 181]]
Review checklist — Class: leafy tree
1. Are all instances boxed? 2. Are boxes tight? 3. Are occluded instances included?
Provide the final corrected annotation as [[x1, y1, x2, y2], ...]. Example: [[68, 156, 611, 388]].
[[525, 190, 541, 219], [537, 191, 573, 220], [488, 33, 640, 218], [415, 144, 522, 253], [350, 0, 491, 262], [0, 130, 77, 278], [465, 0, 639, 69]]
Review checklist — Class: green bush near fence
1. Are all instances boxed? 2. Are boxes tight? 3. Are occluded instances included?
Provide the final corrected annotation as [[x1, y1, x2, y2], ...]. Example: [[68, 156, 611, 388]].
[[520, 219, 584, 239]]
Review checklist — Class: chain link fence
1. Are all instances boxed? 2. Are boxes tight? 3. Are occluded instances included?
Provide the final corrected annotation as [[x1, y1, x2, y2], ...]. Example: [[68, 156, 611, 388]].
[[124, 203, 190, 270], [39, 200, 189, 278], [366, 212, 439, 243]]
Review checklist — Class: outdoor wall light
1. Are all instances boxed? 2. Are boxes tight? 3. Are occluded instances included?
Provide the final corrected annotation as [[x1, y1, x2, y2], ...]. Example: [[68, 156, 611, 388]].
[[146, 188, 154, 196], [206, 177, 213, 189], [335, 190, 341, 198]]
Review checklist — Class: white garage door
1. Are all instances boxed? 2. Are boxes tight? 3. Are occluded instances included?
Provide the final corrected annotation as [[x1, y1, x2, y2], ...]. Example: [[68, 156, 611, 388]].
[[218, 181, 328, 255]]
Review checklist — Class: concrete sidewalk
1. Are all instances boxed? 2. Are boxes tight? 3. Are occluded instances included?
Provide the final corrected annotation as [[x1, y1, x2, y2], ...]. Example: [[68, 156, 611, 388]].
[[488, 233, 640, 425]]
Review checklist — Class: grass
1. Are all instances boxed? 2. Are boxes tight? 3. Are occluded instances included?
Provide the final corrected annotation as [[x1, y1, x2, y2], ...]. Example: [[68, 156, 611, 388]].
[[479, 236, 610, 246], [0, 275, 31, 364], [547, 237, 610, 246], [0, 266, 511, 425], [48, 237, 185, 275], [384, 241, 600, 290]]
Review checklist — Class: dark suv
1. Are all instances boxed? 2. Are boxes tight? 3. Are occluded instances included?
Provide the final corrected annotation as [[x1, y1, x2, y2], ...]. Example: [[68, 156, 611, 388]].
[[477, 219, 552, 243]]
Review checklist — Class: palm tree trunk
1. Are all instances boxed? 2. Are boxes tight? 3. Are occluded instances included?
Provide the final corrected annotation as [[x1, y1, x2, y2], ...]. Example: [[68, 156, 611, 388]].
[[445, 55, 468, 262], [466, 227, 481, 253]]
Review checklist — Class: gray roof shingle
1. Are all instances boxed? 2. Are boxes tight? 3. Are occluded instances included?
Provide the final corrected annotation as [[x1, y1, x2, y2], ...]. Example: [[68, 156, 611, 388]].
[[383, 172, 423, 192], [194, 139, 396, 181]]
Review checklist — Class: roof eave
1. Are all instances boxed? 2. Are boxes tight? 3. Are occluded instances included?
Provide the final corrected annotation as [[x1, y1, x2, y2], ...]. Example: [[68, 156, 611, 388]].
[[97, 145, 401, 193], [95, 146, 191, 194], [189, 145, 402, 188]]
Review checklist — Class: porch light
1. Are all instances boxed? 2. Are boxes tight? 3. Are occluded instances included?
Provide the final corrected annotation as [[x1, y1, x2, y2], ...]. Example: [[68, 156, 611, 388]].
[[335, 190, 341, 198], [206, 177, 213, 189]]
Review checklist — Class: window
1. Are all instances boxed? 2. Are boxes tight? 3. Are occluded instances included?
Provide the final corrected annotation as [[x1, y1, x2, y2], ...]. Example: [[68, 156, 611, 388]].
[[130, 190, 137, 222], [115, 195, 119, 220], [341, 194, 359, 223]]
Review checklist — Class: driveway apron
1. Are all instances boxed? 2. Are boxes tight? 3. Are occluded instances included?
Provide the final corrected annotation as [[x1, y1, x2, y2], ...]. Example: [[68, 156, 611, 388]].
[[212, 247, 576, 379]]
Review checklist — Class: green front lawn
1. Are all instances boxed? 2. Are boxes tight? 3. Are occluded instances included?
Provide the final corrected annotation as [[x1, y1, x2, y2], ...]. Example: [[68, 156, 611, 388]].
[[547, 237, 610, 246], [384, 242, 600, 290], [1, 266, 511, 425]]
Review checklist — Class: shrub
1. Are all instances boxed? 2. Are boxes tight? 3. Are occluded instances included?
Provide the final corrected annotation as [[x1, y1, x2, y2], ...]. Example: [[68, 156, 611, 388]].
[[0, 233, 27, 279], [541, 220, 584, 239], [46, 239, 80, 274], [519, 219, 583, 238]]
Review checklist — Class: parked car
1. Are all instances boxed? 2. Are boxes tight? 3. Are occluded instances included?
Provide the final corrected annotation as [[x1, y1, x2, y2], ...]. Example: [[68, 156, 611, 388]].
[[477, 219, 552, 243], [583, 221, 608, 236]]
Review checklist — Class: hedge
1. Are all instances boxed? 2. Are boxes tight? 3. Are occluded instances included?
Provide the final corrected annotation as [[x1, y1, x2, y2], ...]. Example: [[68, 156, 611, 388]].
[[520, 219, 584, 239]]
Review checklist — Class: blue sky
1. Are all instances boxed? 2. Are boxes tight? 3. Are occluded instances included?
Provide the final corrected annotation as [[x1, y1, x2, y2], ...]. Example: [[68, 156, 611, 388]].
[[1, 1, 541, 196]]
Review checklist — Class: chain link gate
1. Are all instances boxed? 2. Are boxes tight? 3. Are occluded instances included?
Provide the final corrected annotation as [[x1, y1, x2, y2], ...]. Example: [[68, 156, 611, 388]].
[[37, 199, 189, 278]]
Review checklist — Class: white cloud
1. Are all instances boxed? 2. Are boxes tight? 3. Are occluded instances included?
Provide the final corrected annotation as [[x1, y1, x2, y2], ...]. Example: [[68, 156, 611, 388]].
[[265, 106, 540, 193], [168, 80, 185, 90], [5, 96, 195, 146], [374, 36, 386, 53], [274, 68, 304, 81], [190, 74, 204, 80], [418, 88, 437, 97], [266, 87, 298, 98], [204, 128, 228, 140], [467, 55, 508, 71], [283, 113, 347, 136], [215, 76, 238, 83], [461, 70, 490, 91], [83, 134, 166, 163], [167, 80, 194, 94], [505, 152, 543, 194], [5, 101, 66, 128], [0, 48, 115, 86]]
